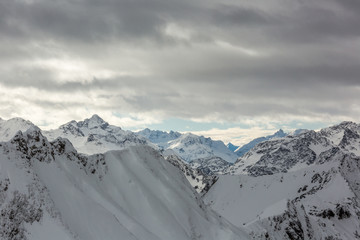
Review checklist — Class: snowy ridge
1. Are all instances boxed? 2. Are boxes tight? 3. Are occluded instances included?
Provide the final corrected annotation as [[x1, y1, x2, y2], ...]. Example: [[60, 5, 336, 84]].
[[138, 129, 238, 164], [0, 117, 35, 142], [137, 128, 181, 149], [205, 153, 360, 240], [227, 143, 239, 152], [44, 114, 154, 155], [205, 121, 360, 239], [168, 133, 238, 163], [227, 122, 360, 176], [189, 157, 231, 175], [0, 125, 249, 240], [165, 154, 218, 194], [234, 129, 287, 157]]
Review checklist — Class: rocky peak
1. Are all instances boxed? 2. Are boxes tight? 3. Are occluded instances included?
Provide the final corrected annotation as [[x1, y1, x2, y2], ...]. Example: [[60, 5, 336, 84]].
[[273, 129, 286, 138], [77, 114, 110, 130]]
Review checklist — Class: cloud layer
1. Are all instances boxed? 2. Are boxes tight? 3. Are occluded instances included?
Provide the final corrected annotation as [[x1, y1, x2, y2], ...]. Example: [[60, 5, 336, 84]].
[[0, 0, 359, 132]]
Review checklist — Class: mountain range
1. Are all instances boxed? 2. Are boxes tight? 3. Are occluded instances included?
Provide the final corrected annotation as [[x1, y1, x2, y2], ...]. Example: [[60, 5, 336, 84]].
[[0, 120, 248, 240], [2, 115, 360, 240], [205, 121, 360, 239]]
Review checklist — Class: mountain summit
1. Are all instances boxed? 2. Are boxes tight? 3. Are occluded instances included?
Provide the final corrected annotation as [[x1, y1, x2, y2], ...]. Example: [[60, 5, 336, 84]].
[[44, 115, 151, 155]]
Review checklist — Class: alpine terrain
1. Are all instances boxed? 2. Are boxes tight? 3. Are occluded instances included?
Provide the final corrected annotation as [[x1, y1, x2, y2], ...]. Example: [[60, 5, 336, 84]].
[[44, 115, 154, 155], [205, 121, 360, 240], [0, 117, 249, 240]]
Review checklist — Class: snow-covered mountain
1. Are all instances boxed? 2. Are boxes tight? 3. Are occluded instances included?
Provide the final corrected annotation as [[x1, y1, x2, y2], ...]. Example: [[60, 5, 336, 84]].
[[138, 129, 238, 175], [137, 128, 182, 149], [205, 121, 360, 239], [168, 133, 238, 163], [138, 129, 238, 164], [290, 128, 309, 136], [44, 114, 154, 155], [165, 154, 218, 194], [234, 129, 287, 157], [189, 157, 232, 175], [0, 117, 35, 141], [227, 142, 239, 152], [0, 125, 249, 240], [227, 122, 360, 176]]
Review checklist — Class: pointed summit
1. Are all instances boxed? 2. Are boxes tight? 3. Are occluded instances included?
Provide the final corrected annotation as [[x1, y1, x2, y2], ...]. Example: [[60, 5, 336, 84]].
[[273, 129, 286, 138], [89, 114, 104, 122], [78, 114, 109, 130]]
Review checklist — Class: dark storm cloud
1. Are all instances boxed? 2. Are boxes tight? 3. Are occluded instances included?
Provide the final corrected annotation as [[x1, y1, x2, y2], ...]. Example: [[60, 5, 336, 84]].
[[0, 0, 360, 125]]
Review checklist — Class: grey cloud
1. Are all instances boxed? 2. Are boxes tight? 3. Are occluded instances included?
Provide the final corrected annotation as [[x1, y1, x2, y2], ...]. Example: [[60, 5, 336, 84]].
[[212, 4, 275, 26], [0, 0, 360, 125]]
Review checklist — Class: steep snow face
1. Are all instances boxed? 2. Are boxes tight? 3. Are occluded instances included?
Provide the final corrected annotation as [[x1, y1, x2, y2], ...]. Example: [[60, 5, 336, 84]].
[[0, 117, 35, 141], [137, 128, 182, 149], [205, 154, 360, 240], [235, 129, 287, 157], [0, 127, 249, 240], [44, 115, 153, 155], [228, 122, 360, 176], [168, 133, 238, 163]]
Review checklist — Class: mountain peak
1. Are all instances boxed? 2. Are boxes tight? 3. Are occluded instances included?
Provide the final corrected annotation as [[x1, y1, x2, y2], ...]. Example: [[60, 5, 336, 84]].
[[77, 114, 110, 130], [89, 114, 103, 122], [227, 142, 239, 152], [273, 129, 287, 138]]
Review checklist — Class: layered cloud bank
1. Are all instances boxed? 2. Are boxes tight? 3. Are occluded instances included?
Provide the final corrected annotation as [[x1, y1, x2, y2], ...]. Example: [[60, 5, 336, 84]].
[[0, 0, 359, 134]]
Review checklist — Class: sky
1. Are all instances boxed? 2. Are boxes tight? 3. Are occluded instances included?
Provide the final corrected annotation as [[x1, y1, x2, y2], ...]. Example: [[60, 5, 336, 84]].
[[0, 0, 359, 145]]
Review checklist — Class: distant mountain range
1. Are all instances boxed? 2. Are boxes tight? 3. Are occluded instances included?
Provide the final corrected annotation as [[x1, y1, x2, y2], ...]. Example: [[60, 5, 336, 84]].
[[2, 115, 360, 239], [233, 129, 287, 157]]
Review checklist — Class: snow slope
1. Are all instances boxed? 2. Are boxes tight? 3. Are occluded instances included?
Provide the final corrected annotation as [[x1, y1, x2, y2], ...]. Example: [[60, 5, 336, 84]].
[[0, 126, 249, 240], [44, 114, 154, 155], [205, 155, 360, 240], [205, 121, 360, 239]]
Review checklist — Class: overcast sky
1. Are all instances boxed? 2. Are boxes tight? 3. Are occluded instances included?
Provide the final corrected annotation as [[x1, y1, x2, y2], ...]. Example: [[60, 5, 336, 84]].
[[0, 0, 359, 145]]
